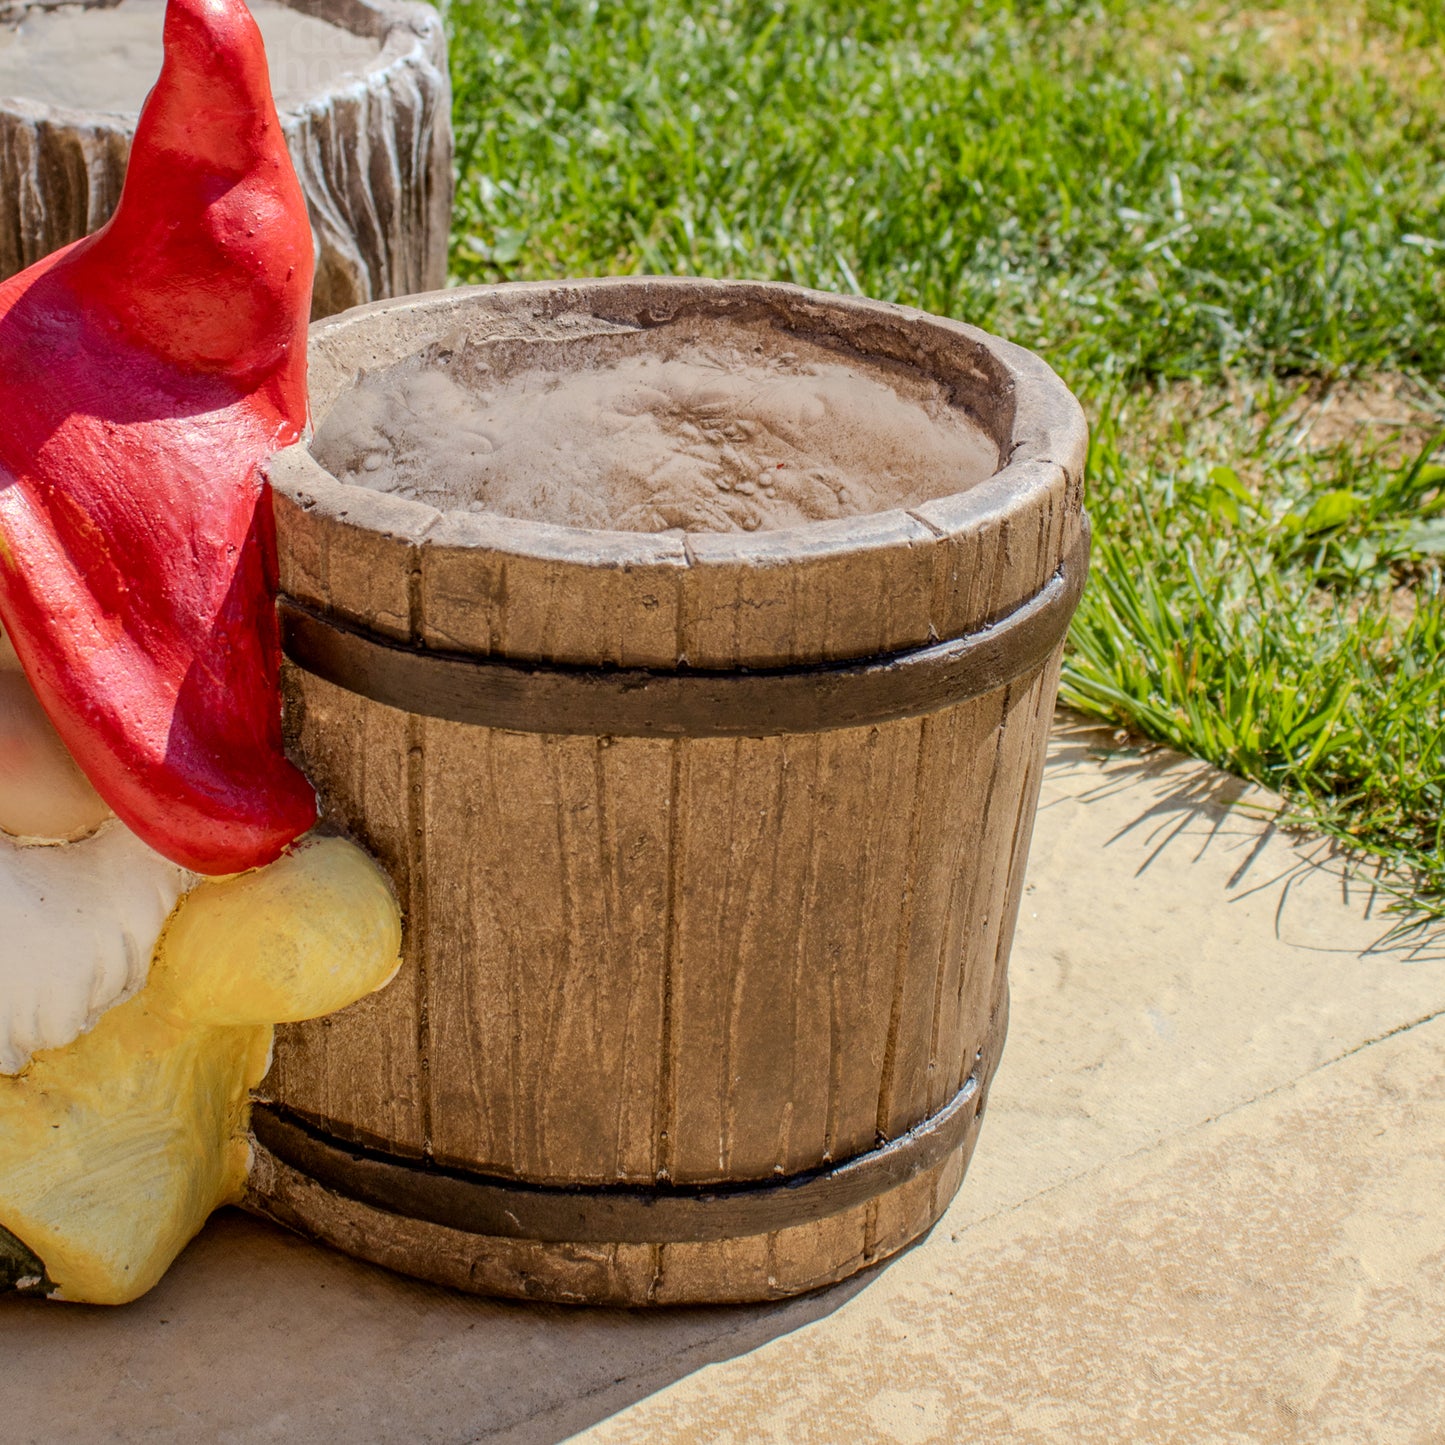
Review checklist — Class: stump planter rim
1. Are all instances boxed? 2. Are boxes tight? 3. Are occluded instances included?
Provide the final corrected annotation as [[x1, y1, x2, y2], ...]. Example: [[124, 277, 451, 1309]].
[[0, 0, 453, 319], [0, 0, 440, 125]]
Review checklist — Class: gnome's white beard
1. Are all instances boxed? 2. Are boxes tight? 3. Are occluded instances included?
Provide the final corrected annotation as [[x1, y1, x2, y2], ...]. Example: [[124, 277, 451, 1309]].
[[0, 627, 194, 1073], [0, 823, 194, 1075]]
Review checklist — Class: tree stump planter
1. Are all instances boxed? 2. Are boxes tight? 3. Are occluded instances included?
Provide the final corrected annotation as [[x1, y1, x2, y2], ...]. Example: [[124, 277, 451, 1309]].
[[248, 278, 1090, 1305], [0, 0, 452, 317]]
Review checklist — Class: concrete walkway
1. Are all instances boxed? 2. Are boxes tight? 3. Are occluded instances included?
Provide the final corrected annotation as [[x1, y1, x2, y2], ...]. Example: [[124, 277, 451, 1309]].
[[5, 715, 1443, 1443]]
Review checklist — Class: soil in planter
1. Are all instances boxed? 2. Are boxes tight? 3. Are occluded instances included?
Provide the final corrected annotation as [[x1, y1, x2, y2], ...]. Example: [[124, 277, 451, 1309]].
[[310, 316, 1000, 533], [0, 0, 382, 115]]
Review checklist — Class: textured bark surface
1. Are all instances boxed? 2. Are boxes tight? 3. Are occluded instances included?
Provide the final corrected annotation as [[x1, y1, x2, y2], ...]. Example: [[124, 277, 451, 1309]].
[[253, 279, 1090, 1305], [0, 0, 452, 318]]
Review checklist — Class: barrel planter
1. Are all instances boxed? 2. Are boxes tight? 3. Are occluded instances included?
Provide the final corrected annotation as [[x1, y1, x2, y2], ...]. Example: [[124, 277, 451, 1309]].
[[0, 0, 452, 318], [248, 277, 1089, 1305]]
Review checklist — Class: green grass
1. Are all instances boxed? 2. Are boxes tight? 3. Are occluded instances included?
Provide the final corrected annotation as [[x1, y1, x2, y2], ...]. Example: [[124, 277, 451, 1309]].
[[445, 0, 1445, 921], [448, 0, 1445, 382], [1068, 382, 1445, 919]]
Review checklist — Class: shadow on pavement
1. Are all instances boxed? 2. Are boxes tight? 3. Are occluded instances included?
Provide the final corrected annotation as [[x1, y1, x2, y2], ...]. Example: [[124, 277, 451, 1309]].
[[1043, 711, 1445, 963], [1, 1206, 881, 1444]]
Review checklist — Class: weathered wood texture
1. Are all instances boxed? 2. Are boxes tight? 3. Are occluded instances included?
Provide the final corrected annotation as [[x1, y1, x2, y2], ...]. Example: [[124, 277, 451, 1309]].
[[249, 1028, 1000, 1305], [254, 280, 1089, 1304], [0, 0, 452, 318]]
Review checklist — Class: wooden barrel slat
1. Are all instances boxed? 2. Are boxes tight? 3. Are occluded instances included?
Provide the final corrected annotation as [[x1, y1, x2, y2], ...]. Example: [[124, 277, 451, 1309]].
[[422, 513, 690, 668], [680, 512, 942, 668], [269, 675, 428, 1154], [252, 279, 1089, 1304], [821, 721, 928, 1164], [421, 727, 677, 1184], [669, 731, 829, 1182], [923, 688, 1008, 1118], [975, 648, 1067, 1070], [929, 683, 1022, 1116]]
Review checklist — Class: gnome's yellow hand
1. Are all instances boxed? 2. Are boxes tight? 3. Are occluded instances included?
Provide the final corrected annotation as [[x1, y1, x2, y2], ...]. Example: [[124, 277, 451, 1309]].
[[0, 836, 400, 1305]]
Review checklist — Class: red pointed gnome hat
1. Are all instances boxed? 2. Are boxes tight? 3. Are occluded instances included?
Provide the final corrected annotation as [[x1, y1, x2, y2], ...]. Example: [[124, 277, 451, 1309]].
[[0, 0, 318, 875]]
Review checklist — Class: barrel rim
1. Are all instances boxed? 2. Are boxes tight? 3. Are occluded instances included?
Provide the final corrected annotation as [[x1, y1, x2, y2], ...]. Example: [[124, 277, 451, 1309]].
[[278, 521, 1088, 733], [275, 276, 1087, 575]]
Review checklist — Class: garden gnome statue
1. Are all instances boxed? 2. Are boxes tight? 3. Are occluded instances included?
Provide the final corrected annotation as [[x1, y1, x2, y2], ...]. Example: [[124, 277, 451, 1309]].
[[0, 0, 401, 1303]]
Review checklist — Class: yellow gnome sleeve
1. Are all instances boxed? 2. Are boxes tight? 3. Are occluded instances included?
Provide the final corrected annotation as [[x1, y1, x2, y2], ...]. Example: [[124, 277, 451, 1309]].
[[150, 835, 403, 1026], [0, 836, 401, 1306]]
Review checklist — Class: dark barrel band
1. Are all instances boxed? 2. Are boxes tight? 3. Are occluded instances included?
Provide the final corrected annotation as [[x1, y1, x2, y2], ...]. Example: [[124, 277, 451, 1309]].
[[251, 1073, 984, 1247], [279, 526, 1089, 738]]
